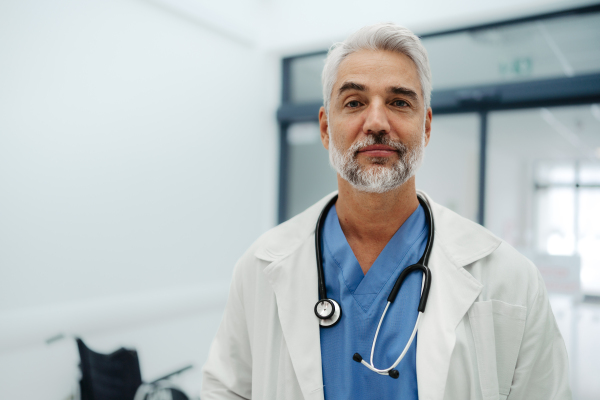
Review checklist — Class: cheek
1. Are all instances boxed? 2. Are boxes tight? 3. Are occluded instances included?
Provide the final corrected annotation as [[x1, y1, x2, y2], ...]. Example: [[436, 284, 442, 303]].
[[393, 118, 425, 139], [331, 120, 362, 147]]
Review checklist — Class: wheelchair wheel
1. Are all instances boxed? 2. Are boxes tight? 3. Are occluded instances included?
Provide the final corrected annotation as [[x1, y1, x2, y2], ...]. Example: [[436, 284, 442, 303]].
[[133, 380, 190, 400]]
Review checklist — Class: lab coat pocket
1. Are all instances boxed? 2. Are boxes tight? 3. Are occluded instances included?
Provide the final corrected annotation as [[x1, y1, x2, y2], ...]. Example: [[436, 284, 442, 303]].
[[468, 300, 527, 400]]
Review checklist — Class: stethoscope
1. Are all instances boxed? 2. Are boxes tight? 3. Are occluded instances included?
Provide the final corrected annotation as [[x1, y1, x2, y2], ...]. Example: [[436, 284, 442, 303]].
[[313, 193, 433, 379]]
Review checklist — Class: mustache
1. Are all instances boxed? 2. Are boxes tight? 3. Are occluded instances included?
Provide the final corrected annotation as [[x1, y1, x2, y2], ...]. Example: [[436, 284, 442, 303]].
[[349, 134, 408, 156]]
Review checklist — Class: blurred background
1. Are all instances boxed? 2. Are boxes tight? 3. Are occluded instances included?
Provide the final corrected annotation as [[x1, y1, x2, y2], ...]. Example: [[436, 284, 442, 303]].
[[1, 0, 599, 399]]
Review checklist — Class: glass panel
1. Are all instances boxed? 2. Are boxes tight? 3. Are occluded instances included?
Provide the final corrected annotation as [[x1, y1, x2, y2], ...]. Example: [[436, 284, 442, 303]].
[[423, 11, 600, 90], [285, 122, 336, 219], [580, 161, 600, 184], [544, 103, 600, 158], [535, 161, 576, 185], [417, 113, 480, 222], [285, 13, 600, 103], [579, 188, 600, 295], [289, 53, 327, 104], [487, 104, 600, 296], [543, 13, 600, 76], [486, 105, 600, 249], [536, 187, 576, 255]]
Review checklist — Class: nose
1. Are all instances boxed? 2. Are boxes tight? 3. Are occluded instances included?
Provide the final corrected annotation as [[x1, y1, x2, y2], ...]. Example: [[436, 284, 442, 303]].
[[363, 99, 390, 135]]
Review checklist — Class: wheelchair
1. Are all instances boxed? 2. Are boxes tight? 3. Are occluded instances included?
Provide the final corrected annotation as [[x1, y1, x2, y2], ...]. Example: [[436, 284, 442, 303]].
[[76, 338, 192, 400]]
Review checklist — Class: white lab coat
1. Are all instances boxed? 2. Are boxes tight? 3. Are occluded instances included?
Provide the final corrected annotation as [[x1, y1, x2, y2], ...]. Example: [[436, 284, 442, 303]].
[[201, 192, 571, 400]]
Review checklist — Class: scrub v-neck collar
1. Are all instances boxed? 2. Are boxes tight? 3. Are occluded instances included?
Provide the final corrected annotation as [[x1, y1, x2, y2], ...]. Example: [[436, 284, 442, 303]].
[[322, 204, 428, 312]]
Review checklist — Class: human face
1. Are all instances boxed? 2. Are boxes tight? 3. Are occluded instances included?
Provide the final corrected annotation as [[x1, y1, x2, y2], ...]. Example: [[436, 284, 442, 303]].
[[319, 49, 432, 192]]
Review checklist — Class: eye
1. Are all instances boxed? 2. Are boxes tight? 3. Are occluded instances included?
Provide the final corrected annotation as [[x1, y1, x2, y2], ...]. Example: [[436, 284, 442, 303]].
[[392, 100, 409, 107], [346, 100, 362, 108]]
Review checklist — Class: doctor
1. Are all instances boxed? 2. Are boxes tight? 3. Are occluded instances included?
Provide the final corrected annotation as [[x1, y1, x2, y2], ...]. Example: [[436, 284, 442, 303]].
[[202, 23, 571, 400]]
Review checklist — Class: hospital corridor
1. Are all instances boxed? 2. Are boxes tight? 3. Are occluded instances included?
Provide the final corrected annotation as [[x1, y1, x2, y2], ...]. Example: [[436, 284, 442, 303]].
[[1, 0, 600, 399]]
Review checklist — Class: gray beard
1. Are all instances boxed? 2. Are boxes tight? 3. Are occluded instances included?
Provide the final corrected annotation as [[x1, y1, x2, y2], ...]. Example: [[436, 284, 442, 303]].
[[328, 129, 425, 193]]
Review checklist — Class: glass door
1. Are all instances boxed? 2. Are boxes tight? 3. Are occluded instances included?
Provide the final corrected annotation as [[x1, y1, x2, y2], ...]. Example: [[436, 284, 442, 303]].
[[486, 104, 600, 295]]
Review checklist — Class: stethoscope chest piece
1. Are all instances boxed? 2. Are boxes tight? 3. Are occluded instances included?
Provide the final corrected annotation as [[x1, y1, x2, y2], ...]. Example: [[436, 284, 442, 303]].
[[313, 193, 435, 376], [315, 298, 342, 327]]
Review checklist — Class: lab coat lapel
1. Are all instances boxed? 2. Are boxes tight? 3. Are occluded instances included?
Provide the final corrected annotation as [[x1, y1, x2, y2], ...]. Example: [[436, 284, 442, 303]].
[[416, 192, 501, 400], [262, 237, 324, 400], [416, 240, 482, 400], [256, 194, 336, 400]]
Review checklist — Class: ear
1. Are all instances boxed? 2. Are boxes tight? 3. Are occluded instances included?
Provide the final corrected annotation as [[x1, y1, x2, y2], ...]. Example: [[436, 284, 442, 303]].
[[319, 106, 330, 150], [424, 107, 432, 147]]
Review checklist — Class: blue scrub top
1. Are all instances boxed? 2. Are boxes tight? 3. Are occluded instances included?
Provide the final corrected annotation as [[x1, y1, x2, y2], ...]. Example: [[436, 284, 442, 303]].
[[319, 204, 428, 399]]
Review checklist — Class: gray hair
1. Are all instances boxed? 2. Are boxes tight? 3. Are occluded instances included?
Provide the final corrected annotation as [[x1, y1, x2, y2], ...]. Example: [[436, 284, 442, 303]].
[[322, 23, 432, 115]]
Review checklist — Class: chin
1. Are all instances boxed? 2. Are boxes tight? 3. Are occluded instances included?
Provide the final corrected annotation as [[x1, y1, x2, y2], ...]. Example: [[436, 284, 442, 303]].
[[363, 157, 393, 166]]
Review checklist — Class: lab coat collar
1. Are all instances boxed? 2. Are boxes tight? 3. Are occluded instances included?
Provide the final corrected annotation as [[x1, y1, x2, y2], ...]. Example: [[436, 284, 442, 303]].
[[254, 191, 501, 400], [253, 193, 335, 263]]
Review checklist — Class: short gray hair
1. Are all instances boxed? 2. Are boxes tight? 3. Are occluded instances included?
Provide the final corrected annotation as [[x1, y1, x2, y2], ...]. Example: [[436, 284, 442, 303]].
[[322, 23, 432, 115]]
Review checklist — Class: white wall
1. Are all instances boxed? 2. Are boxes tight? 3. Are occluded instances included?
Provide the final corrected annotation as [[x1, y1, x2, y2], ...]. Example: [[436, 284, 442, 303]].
[[0, 0, 278, 398], [0, 0, 278, 312]]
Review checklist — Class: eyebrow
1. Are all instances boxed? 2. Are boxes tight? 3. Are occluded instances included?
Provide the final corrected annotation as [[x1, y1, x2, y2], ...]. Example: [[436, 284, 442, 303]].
[[389, 86, 419, 102], [338, 81, 366, 95], [337, 82, 420, 103]]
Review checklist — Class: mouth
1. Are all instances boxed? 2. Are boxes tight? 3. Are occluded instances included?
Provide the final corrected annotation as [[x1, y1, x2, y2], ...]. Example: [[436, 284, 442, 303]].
[[357, 144, 398, 158]]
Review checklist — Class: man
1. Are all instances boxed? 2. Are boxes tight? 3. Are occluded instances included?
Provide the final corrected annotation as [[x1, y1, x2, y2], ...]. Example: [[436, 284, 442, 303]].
[[202, 23, 571, 400]]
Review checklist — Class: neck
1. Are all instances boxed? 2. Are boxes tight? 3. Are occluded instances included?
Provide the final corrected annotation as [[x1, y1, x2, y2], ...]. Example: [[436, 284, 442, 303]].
[[335, 176, 419, 273]]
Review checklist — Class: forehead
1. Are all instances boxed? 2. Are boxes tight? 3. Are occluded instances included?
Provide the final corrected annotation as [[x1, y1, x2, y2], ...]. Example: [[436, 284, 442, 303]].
[[334, 49, 421, 97]]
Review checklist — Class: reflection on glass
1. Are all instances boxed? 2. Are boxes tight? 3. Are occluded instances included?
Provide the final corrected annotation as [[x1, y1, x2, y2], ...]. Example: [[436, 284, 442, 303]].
[[536, 187, 575, 255], [579, 187, 600, 295], [487, 105, 600, 295], [580, 161, 600, 184], [285, 13, 600, 104], [423, 11, 600, 90], [536, 161, 576, 185], [289, 53, 327, 104]]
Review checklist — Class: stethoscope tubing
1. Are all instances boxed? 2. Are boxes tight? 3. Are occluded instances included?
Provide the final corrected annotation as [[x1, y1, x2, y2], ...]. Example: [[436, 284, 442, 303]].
[[362, 269, 426, 374], [314, 193, 435, 377], [360, 310, 422, 375], [315, 195, 339, 301], [315, 193, 433, 308]]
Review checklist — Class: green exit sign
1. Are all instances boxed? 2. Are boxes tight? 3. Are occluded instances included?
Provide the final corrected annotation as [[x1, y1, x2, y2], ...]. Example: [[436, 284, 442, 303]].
[[499, 57, 533, 77]]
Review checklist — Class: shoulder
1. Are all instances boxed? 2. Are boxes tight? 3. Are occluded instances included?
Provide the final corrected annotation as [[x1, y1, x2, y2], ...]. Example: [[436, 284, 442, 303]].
[[250, 192, 337, 262], [422, 191, 540, 306], [232, 192, 337, 280]]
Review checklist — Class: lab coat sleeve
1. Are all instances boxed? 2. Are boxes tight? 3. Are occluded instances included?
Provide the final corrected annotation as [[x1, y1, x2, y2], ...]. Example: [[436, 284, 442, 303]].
[[201, 260, 253, 400], [507, 271, 572, 400]]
